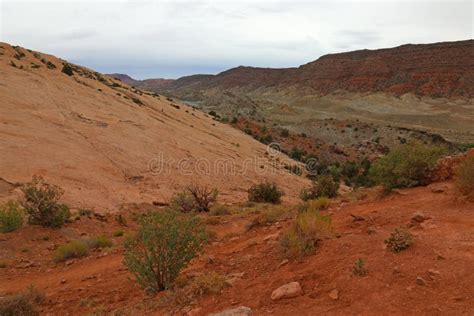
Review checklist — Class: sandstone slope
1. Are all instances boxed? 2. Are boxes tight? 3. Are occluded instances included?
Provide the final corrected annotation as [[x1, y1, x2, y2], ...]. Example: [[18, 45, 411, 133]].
[[0, 43, 309, 211]]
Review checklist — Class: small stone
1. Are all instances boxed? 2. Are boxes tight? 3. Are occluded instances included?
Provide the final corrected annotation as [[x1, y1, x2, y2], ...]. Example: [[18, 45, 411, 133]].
[[428, 269, 441, 277], [411, 212, 431, 223], [271, 282, 303, 300], [329, 289, 339, 300], [416, 276, 427, 286], [279, 259, 289, 267], [209, 306, 252, 316], [435, 251, 446, 260], [264, 233, 279, 241], [61, 279, 67, 284]]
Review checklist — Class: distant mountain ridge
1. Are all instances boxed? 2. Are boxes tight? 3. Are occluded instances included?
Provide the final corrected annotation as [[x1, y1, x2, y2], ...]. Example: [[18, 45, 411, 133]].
[[111, 40, 474, 98]]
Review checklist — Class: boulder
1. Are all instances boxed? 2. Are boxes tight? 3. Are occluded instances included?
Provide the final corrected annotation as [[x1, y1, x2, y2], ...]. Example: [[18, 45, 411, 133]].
[[271, 282, 303, 300]]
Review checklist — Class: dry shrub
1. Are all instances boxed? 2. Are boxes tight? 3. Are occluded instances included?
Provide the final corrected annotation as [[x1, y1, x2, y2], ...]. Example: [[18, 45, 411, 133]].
[[54, 236, 112, 262], [0, 201, 23, 233], [0, 286, 45, 316], [280, 210, 332, 257], [385, 227, 413, 252], [248, 182, 283, 204]]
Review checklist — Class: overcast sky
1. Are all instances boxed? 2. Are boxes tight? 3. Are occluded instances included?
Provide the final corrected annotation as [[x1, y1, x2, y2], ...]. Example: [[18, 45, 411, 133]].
[[1, 0, 472, 79]]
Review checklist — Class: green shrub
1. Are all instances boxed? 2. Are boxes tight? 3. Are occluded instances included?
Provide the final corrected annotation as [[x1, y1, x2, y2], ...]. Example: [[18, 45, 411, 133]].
[[61, 63, 74, 76], [0, 201, 23, 232], [0, 286, 45, 316], [369, 142, 446, 189], [310, 175, 339, 198], [170, 191, 197, 213], [385, 227, 413, 252], [455, 156, 474, 199], [21, 176, 70, 227], [54, 236, 112, 262], [84, 235, 112, 249], [280, 210, 332, 257], [209, 204, 230, 216], [54, 240, 89, 262], [352, 258, 368, 276], [248, 182, 283, 204], [123, 210, 207, 293]]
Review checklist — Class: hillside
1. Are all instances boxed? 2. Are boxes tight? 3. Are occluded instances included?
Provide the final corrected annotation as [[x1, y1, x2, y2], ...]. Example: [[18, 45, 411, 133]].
[[110, 40, 474, 145], [0, 43, 310, 211]]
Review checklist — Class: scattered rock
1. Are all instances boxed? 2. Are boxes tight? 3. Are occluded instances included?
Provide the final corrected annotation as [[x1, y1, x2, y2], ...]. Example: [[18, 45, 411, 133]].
[[428, 269, 441, 277], [93, 213, 108, 222], [329, 289, 339, 300], [350, 214, 365, 222], [279, 259, 289, 267], [416, 276, 427, 286], [411, 212, 431, 223], [428, 183, 447, 193], [435, 251, 446, 260], [209, 306, 252, 316], [271, 282, 303, 300], [61, 279, 67, 284]]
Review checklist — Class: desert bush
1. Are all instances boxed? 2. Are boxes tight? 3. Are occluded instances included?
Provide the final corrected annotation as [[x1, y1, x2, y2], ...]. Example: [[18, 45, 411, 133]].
[[186, 185, 218, 212], [123, 210, 207, 293], [309, 175, 339, 198], [369, 142, 446, 189], [248, 182, 283, 204], [280, 210, 332, 257], [0, 286, 45, 316], [54, 240, 89, 262], [61, 63, 74, 76], [21, 176, 70, 228], [188, 272, 228, 296], [385, 227, 413, 253], [352, 258, 368, 276], [54, 236, 112, 262], [0, 201, 23, 233], [209, 204, 230, 216], [252, 206, 292, 227], [280, 129, 290, 137], [78, 208, 94, 216], [298, 197, 330, 213], [455, 156, 474, 199]]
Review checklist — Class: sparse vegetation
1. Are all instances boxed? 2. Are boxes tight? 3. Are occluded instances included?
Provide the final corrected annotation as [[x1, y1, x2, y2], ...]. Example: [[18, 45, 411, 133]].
[[298, 197, 330, 213], [0, 286, 45, 316], [0, 201, 24, 233], [21, 176, 70, 228], [209, 204, 230, 216], [370, 142, 446, 189], [302, 175, 338, 199], [455, 156, 474, 199], [54, 236, 112, 262], [280, 210, 332, 257], [123, 210, 207, 293], [385, 227, 413, 252], [113, 230, 125, 237], [61, 63, 74, 76], [352, 258, 368, 276], [248, 182, 283, 204], [186, 185, 218, 212], [188, 272, 228, 296], [252, 205, 292, 227], [285, 164, 302, 176]]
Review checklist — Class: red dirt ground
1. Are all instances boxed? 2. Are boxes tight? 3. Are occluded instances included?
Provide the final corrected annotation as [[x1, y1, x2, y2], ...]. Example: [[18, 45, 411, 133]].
[[1, 180, 473, 315]]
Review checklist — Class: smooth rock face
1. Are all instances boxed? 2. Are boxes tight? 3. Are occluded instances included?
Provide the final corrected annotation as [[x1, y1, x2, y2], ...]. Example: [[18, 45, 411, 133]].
[[271, 282, 303, 300], [209, 306, 252, 316]]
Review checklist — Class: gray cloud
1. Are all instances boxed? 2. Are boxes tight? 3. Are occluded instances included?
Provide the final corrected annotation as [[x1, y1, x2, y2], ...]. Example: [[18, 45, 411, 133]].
[[1, 0, 471, 79]]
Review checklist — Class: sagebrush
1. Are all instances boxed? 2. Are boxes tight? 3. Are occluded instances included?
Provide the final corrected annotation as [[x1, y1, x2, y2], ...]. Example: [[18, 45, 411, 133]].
[[385, 227, 413, 252], [0, 201, 23, 233], [248, 182, 283, 204], [370, 142, 446, 189], [123, 210, 207, 293], [455, 156, 474, 199], [21, 176, 70, 227]]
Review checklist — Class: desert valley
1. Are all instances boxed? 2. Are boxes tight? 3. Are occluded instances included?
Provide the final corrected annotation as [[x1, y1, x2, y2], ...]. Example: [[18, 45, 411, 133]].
[[0, 3, 473, 315]]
